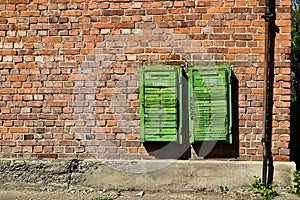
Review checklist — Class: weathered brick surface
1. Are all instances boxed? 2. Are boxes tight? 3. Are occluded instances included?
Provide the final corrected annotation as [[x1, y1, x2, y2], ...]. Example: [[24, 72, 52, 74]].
[[0, 0, 291, 161]]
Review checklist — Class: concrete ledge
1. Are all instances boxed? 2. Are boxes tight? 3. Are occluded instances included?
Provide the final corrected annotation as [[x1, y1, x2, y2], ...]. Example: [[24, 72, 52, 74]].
[[0, 159, 295, 192], [85, 160, 295, 192]]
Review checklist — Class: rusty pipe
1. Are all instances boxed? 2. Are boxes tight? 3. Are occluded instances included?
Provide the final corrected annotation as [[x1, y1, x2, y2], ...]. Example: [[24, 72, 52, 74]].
[[262, 0, 276, 186]]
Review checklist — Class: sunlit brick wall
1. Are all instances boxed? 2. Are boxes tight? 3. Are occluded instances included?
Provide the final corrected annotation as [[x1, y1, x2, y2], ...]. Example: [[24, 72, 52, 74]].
[[0, 0, 291, 161]]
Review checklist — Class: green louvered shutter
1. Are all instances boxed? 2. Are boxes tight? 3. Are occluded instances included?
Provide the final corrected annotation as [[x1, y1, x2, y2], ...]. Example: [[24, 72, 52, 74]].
[[140, 66, 182, 143], [189, 66, 232, 143]]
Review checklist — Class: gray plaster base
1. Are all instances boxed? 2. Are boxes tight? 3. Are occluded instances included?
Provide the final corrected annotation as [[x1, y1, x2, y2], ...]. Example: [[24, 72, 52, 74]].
[[0, 159, 295, 192]]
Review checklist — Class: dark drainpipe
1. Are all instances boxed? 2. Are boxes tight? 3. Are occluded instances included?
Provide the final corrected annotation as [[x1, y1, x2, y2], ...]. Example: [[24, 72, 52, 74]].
[[261, 0, 278, 186]]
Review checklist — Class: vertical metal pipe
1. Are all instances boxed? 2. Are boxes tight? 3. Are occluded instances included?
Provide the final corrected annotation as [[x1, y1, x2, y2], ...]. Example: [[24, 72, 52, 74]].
[[262, 5, 269, 186], [262, 0, 277, 186]]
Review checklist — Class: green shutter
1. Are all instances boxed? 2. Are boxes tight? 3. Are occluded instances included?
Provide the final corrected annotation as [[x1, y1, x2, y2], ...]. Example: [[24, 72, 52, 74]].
[[140, 66, 182, 143], [189, 66, 232, 143]]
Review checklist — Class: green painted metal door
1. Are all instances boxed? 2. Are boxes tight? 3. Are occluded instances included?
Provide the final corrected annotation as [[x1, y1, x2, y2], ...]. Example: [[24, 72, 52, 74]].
[[140, 66, 182, 143], [189, 66, 232, 143]]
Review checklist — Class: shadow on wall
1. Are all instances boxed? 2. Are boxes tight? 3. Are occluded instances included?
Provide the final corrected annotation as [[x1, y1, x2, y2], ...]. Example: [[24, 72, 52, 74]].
[[144, 70, 239, 160], [290, 100, 300, 170]]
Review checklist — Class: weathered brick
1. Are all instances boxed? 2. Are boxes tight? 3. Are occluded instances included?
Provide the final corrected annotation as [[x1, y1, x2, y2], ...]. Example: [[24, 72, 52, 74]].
[[0, 0, 291, 162], [207, 48, 228, 53], [114, 23, 135, 29], [103, 9, 124, 16], [0, 50, 16, 55], [146, 9, 167, 15], [124, 48, 144, 54], [22, 36, 41, 43], [0, 88, 17, 94], [18, 89, 37, 94], [196, 0, 211, 7], [37, 153, 58, 159], [42, 36, 62, 43], [33, 146, 43, 153], [61, 10, 81, 16], [209, 34, 230, 40], [2, 37, 21, 43], [231, 8, 252, 13], [60, 49, 79, 55], [232, 34, 253, 40], [10, 127, 28, 133], [7, 75, 27, 82]]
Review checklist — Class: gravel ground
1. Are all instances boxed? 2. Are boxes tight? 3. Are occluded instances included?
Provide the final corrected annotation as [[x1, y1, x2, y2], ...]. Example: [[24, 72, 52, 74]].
[[0, 188, 299, 200]]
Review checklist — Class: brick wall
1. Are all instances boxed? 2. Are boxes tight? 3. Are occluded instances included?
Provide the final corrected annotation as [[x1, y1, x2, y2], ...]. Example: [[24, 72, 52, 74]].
[[0, 0, 291, 161]]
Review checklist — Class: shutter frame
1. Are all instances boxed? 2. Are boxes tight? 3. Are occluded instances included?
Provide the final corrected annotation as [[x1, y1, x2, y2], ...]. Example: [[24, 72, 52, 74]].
[[140, 65, 182, 143], [189, 66, 232, 144]]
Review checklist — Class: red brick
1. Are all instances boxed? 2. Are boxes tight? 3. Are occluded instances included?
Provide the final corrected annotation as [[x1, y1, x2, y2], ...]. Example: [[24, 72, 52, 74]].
[[207, 48, 228, 53], [37, 154, 58, 159], [0, 50, 16, 55], [114, 23, 135, 29], [3, 133, 12, 140], [22, 37, 41, 43], [16, 63, 37, 69], [0, 140, 16, 146], [121, 141, 141, 147], [280, 135, 290, 142], [69, 74, 89, 81], [7, 75, 27, 82], [0, 88, 17, 94], [147, 9, 167, 15], [60, 49, 79, 55], [83, 35, 104, 42], [209, 34, 230, 40], [61, 10, 82, 16], [103, 10, 124, 16], [231, 8, 252, 13], [47, 101, 68, 107], [0, 24, 9, 30], [124, 48, 144, 54], [188, 34, 207, 40], [42, 36, 62, 43], [33, 146, 43, 153], [59, 140, 78, 146], [168, 8, 189, 14], [18, 88, 37, 94], [197, 0, 211, 7], [128, 147, 138, 153], [38, 50, 58, 55], [93, 23, 114, 29], [228, 47, 250, 53], [9, 0, 29, 3], [2, 37, 21, 43], [274, 156, 290, 161], [232, 34, 253, 40]]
